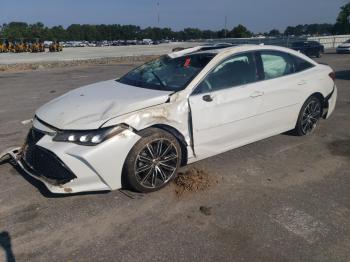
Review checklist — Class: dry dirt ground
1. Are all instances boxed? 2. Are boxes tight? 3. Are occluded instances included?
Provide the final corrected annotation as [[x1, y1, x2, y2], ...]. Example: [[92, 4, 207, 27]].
[[0, 52, 349, 262]]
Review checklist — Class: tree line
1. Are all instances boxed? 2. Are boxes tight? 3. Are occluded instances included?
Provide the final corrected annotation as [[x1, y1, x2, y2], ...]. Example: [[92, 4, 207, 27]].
[[0, 2, 349, 41]]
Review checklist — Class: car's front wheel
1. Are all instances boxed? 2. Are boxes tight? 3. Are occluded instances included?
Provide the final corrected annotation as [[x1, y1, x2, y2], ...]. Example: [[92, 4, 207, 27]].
[[124, 128, 182, 193], [294, 96, 322, 136]]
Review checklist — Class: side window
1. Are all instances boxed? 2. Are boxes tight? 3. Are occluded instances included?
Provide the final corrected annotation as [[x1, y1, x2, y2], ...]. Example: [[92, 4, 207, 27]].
[[292, 55, 314, 72], [260, 51, 294, 80], [194, 52, 257, 94]]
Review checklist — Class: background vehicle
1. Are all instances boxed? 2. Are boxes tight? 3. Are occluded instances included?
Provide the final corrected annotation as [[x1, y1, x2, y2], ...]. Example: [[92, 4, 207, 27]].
[[336, 39, 350, 53], [8, 45, 337, 194], [142, 39, 153, 45], [291, 41, 324, 57]]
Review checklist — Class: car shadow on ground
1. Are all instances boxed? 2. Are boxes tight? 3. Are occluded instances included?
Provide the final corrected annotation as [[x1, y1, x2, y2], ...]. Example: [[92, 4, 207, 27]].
[[1, 158, 140, 199], [336, 70, 350, 81], [10, 163, 110, 198], [282, 130, 299, 136], [0, 231, 16, 262]]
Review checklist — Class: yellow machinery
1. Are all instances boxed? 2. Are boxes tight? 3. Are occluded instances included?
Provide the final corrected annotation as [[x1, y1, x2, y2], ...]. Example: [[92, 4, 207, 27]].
[[14, 41, 26, 53], [0, 41, 7, 53], [23, 42, 30, 52], [8, 42, 15, 52], [0, 39, 50, 53], [32, 42, 40, 52], [49, 41, 63, 52], [39, 42, 45, 52]]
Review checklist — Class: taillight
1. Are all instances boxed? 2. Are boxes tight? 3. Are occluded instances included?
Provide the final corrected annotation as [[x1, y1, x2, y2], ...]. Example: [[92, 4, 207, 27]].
[[329, 71, 336, 82]]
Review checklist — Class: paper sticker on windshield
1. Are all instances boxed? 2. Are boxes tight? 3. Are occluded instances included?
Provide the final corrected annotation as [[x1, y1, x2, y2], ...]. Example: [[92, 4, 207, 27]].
[[184, 58, 191, 67]]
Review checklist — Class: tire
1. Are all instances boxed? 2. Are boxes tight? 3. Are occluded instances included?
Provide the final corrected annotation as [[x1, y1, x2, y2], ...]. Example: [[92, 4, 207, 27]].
[[294, 96, 322, 136], [316, 51, 321, 58], [124, 128, 182, 193]]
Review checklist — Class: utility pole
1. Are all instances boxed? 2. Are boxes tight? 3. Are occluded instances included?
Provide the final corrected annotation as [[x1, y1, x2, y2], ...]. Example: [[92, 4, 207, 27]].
[[224, 15, 227, 38], [157, 2, 160, 26]]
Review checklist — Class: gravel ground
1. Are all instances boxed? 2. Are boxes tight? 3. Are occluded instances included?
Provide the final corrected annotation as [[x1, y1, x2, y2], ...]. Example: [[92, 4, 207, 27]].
[[0, 43, 199, 72], [0, 52, 349, 262]]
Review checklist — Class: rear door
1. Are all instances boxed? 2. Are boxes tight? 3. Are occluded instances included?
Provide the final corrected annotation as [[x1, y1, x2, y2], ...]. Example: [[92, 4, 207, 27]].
[[254, 50, 307, 133]]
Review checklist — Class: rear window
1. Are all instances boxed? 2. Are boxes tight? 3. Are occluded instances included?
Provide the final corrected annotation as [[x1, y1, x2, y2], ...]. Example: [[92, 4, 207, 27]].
[[260, 51, 294, 80], [292, 56, 314, 72]]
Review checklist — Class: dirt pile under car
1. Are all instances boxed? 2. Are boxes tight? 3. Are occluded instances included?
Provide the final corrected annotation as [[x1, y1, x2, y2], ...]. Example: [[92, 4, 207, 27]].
[[173, 168, 219, 197]]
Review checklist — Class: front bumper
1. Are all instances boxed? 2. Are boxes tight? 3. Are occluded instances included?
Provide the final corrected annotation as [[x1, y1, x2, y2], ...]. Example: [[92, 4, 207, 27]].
[[9, 121, 141, 194]]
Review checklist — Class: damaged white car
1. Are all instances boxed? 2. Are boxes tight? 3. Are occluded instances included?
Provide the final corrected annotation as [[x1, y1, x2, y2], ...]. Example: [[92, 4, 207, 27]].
[[4, 45, 337, 194]]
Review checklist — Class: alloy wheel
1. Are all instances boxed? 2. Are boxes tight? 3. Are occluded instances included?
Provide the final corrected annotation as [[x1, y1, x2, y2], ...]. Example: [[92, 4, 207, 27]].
[[134, 139, 179, 189], [301, 99, 321, 135]]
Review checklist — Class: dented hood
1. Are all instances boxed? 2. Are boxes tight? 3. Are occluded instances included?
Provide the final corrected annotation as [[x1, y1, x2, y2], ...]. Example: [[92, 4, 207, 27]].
[[36, 80, 172, 130]]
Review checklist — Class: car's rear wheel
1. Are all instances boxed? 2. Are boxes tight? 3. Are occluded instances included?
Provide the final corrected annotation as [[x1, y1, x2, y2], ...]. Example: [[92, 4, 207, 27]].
[[124, 128, 181, 193], [294, 96, 322, 136]]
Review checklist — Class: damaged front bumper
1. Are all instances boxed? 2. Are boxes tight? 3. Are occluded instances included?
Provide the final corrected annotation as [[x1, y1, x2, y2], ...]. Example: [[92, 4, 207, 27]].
[[2, 120, 142, 194]]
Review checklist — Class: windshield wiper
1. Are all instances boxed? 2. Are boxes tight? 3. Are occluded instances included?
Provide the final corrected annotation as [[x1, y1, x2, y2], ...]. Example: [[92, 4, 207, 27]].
[[151, 71, 165, 88]]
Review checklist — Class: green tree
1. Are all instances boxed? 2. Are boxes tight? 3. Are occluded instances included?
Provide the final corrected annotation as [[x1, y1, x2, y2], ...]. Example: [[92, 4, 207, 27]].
[[268, 29, 280, 37], [334, 2, 350, 34], [2, 22, 29, 40], [230, 24, 252, 38], [50, 25, 68, 41], [183, 28, 203, 40]]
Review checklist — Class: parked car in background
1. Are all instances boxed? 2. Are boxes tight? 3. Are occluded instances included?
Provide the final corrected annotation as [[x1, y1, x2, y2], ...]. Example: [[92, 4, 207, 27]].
[[142, 39, 153, 45], [336, 39, 350, 54], [7, 45, 337, 194], [291, 41, 324, 58], [87, 42, 97, 47], [43, 41, 53, 48]]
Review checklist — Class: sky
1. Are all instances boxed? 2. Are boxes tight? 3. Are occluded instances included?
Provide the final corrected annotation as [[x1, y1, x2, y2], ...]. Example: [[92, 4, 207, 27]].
[[0, 0, 347, 33]]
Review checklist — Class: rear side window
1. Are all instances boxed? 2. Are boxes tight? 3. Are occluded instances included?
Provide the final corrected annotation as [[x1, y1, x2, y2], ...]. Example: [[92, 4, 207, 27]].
[[292, 56, 314, 72], [194, 52, 257, 94], [260, 51, 294, 80]]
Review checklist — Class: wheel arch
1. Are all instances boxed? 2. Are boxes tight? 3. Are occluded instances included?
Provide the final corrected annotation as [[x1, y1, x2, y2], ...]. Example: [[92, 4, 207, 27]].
[[309, 92, 326, 116], [140, 124, 188, 167]]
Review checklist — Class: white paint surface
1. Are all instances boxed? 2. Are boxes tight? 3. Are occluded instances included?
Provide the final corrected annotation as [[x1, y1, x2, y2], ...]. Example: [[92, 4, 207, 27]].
[[270, 206, 329, 243]]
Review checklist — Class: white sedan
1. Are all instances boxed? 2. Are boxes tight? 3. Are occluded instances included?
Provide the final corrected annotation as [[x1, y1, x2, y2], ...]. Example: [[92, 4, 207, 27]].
[[336, 39, 350, 54], [5, 45, 337, 194]]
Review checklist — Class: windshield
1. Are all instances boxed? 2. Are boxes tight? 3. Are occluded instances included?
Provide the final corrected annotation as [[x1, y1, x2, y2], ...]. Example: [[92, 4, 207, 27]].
[[117, 53, 215, 91]]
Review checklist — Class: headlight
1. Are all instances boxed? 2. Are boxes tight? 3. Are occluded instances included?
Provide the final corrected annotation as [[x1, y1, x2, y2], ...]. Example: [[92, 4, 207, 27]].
[[53, 125, 126, 146]]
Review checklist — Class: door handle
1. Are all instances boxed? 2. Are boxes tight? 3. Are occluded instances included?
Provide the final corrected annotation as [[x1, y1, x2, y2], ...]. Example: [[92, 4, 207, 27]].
[[250, 91, 264, 98], [202, 94, 213, 102], [298, 80, 307, 85]]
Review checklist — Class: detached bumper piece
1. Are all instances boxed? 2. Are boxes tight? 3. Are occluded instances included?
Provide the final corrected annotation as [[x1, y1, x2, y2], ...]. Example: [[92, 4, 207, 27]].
[[21, 128, 77, 185]]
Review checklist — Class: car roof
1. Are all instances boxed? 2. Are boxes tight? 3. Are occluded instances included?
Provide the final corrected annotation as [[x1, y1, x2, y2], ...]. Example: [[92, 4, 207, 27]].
[[169, 44, 258, 57], [188, 44, 291, 55], [168, 44, 318, 66]]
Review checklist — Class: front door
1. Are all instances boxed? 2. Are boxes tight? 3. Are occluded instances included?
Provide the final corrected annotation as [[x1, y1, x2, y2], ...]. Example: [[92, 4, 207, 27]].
[[188, 52, 264, 158]]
